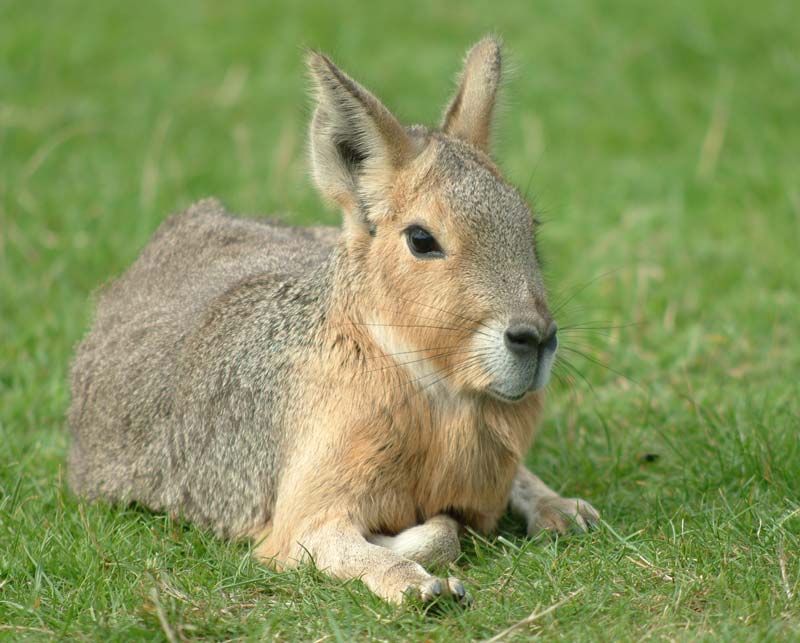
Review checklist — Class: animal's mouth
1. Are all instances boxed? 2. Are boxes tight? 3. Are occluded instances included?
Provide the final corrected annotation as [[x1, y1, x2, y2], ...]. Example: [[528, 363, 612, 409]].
[[486, 387, 528, 403], [487, 358, 554, 403]]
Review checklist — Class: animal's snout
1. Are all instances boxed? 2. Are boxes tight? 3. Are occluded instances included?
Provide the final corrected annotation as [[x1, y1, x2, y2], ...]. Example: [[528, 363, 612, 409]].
[[503, 323, 540, 356], [503, 320, 558, 359]]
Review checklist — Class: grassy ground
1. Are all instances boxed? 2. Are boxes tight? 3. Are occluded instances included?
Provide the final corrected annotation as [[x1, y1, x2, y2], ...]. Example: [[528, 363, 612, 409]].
[[2, 0, 799, 640]]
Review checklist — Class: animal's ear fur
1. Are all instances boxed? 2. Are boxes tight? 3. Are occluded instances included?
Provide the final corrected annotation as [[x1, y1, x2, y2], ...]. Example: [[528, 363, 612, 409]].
[[441, 36, 503, 154], [307, 51, 414, 219]]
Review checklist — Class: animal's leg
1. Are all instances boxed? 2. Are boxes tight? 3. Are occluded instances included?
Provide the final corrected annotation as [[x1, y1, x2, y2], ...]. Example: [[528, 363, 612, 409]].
[[256, 517, 469, 605], [510, 465, 600, 535], [366, 514, 461, 568]]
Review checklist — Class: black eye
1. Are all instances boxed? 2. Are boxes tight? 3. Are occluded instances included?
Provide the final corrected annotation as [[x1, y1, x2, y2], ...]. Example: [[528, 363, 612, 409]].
[[405, 225, 444, 258]]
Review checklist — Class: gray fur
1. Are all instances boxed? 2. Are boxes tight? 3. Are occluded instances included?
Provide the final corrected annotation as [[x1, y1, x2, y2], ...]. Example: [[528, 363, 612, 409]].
[[67, 137, 546, 536], [68, 141, 547, 538], [69, 198, 338, 537], [68, 39, 598, 591], [414, 134, 553, 400]]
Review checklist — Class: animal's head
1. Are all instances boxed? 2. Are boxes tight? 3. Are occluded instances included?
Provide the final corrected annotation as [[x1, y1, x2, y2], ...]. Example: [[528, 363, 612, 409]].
[[308, 37, 556, 403]]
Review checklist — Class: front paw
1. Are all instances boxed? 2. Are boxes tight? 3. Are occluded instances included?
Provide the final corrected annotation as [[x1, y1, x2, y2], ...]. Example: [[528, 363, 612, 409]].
[[527, 496, 600, 536], [375, 561, 471, 607], [402, 576, 472, 607]]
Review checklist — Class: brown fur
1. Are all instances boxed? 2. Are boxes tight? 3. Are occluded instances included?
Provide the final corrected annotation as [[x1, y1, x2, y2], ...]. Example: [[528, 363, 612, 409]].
[[68, 36, 599, 606]]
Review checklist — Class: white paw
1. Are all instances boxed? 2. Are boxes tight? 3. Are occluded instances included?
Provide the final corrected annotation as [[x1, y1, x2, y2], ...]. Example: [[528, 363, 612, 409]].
[[376, 560, 471, 606], [402, 575, 472, 607]]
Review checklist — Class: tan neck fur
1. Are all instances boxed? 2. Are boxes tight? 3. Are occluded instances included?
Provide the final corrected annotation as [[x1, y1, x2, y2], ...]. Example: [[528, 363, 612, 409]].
[[316, 272, 544, 535]]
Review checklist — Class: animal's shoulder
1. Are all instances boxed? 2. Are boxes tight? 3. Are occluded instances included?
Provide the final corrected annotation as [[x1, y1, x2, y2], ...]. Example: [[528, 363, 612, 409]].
[[93, 198, 338, 329], [150, 198, 338, 273]]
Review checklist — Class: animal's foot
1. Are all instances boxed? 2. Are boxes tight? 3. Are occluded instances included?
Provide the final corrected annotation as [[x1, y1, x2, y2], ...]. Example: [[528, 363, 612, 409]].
[[527, 496, 600, 536], [403, 575, 472, 607]]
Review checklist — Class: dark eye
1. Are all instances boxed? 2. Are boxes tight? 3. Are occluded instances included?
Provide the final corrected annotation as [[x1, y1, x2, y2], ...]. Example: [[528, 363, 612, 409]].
[[405, 225, 444, 258]]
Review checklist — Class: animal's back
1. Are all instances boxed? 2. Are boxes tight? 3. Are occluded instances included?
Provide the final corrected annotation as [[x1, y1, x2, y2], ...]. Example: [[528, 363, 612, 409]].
[[68, 198, 337, 536]]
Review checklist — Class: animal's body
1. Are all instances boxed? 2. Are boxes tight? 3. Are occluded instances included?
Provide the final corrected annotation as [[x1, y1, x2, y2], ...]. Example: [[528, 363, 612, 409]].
[[69, 37, 598, 604]]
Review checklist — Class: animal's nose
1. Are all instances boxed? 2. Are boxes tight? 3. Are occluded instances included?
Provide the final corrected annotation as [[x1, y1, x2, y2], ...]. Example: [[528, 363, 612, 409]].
[[538, 323, 558, 360], [504, 321, 557, 358]]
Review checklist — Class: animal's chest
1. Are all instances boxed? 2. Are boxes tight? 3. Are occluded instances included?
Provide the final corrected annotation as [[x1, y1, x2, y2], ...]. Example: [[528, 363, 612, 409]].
[[344, 388, 541, 536], [407, 403, 525, 532]]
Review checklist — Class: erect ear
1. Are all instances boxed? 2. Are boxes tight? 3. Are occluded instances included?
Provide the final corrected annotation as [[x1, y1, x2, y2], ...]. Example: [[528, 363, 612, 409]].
[[307, 51, 414, 220], [441, 36, 503, 154]]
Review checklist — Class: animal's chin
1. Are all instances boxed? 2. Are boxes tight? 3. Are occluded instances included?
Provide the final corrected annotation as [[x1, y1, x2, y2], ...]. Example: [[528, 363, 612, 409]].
[[486, 387, 530, 403], [487, 373, 551, 403]]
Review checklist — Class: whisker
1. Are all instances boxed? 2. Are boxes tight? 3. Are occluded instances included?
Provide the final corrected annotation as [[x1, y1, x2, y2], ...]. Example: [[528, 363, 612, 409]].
[[390, 357, 489, 413], [559, 321, 639, 332], [558, 328, 617, 337], [557, 355, 598, 397], [332, 322, 477, 335], [393, 296, 495, 334], [372, 306, 495, 340], [550, 269, 622, 316], [553, 366, 584, 409], [371, 307, 473, 331], [550, 368, 575, 394], [557, 337, 601, 353], [363, 347, 485, 374], [363, 345, 464, 361], [560, 346, 640, 387], [386, 353, 490, 413], [412, 354, 488, 399], [397, 351, 491, 392]]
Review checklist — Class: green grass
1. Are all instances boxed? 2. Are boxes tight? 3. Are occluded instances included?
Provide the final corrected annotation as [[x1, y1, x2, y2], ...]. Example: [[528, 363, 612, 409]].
[[2, 0, 799, 640]]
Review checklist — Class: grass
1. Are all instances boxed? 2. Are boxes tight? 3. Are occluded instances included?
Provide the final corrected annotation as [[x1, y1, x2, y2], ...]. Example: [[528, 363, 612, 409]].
[[1, 0, 799, 640]]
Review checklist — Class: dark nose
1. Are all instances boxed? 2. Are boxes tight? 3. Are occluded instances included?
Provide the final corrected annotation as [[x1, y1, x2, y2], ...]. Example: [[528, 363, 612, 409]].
[[504, 321, 557, 357]]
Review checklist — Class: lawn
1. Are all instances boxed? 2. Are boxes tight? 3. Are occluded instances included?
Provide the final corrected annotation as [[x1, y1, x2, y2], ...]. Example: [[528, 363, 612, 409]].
[[1, 0, 799, 640]]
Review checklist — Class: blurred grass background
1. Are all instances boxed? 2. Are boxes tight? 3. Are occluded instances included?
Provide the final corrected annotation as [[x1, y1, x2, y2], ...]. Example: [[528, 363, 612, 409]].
[[1, 0, 799, 641]]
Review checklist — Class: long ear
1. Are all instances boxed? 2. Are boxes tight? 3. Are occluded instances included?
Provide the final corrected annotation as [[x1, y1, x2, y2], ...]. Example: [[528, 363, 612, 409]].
[[307, 51, 414, 219], [441, 36, 502, 153]]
